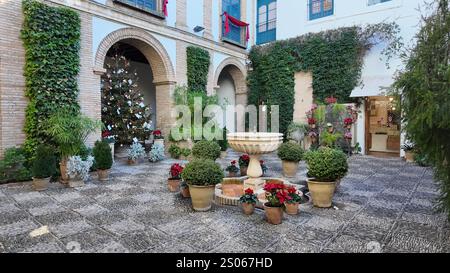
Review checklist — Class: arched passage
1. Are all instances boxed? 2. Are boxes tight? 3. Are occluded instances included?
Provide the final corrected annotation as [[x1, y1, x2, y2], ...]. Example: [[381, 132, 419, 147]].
[[214, 58, 248, 132], [94, 28, 176, 140]]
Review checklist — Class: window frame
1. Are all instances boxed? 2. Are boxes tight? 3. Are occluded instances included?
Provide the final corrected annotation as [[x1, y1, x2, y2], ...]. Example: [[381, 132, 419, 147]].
[[308, 0, 334, 21], [113, 0, 165, 18], [256, 0, 277, 45]]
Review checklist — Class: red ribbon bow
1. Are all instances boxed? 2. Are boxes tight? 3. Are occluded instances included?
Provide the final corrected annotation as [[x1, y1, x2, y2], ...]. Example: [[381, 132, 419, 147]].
[[223, 12, 250, 42], [163, 0, 168, 17]]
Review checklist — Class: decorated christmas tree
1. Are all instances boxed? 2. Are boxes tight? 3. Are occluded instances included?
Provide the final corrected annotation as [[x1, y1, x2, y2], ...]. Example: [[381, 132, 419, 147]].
[[101, 47, 152, 145]]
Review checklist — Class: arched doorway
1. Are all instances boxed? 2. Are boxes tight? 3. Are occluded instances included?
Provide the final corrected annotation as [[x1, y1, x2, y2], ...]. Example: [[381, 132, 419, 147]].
[[95, 28, 176, 142], [214, 58, 248, 133]]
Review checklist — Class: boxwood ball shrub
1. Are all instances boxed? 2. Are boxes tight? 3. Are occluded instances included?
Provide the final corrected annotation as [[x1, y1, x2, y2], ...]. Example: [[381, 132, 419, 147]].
[[305, 147, 348, 182], [92, 140, 113, 170], [32, 145, 56, 179], [168, 144, 182, 159], [277, 142, 304, 162], [181, 159, 224, 186], [192, 140, 221, 161]]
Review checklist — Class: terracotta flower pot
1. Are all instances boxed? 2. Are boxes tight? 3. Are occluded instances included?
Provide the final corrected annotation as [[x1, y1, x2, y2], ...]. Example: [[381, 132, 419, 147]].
[[282, 161, 299, 178], [188, 185, 216, 212], [242, 203, 255, 215], [405, 151, 415, 163], [168, 179, 181, 192], [307, 179, 336, 208], [32, 177, 50, 191], [264, 203, 283, 225], [181, 186, 191, 198], [285, 202, 299, 215], [240, 166, 248, 176], [68, 178, 85, 188], [128, 159, 137, 165], [97, 169, 110, 182]]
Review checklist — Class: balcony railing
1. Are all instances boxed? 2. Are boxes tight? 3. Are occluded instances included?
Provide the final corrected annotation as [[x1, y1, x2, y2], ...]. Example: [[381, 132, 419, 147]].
[[222, 20, 248, 48], [113, 0, 165, 18]]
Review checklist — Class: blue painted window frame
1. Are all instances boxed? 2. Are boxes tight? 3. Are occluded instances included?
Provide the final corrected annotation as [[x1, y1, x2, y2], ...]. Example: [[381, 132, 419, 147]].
[[114, 0, 164, 17], [309, 0, 334, 21], [256, 0, 277, 45], [222, 0, 247, 47]]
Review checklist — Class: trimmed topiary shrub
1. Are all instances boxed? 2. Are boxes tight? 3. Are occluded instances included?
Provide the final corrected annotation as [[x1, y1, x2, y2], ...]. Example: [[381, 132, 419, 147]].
[[92, 140, 113, 170], [192, 140, 221, 161], [305, 147, 348, 182], [277, 143, 304, 162], [168, 144, 182, 159], [0, 147, 32, 184], [32, 145, 56, 179], [181, 159, 224, 186]]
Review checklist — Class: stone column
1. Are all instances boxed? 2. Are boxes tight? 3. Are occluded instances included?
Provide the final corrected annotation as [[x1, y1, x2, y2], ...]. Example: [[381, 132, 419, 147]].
[[203, 0, 213, 40], [176, 0, 188, 31]]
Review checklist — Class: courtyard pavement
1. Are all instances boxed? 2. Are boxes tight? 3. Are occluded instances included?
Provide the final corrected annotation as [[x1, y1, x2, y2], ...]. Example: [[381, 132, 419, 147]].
[[0, 151, 449, 253]]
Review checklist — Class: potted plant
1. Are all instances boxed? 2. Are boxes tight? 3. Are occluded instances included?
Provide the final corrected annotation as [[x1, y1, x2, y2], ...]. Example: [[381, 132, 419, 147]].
[[305, 147, 348, 208], [152, 130, 164, 146], [239, 154, 250, 176], [239, 188, 258, 215], [277, 142, 304, 178], [66, 155, 94, 188], [263, 183, 288, 225], [31, 145, 56, 191], [192, 140, 221, 161], [180, 181, 191, 198], [402, 142, 416, 163], [168, 163, 184, 192], [260, 160, 268, 176], [180, 148, 191, 161], [169, 144, 182, 159], [149, 142, 165, 162], [127, 142, 146, 165], [181, 159, 224, 211], [102, 130, 116, 161], [45, 110, 101, 183], [285, 186, 302, 215], [344, 118, 354, 130], [218, 128, 229, 158], [225, 160, 240, 177], [92, 140, 113, 182]]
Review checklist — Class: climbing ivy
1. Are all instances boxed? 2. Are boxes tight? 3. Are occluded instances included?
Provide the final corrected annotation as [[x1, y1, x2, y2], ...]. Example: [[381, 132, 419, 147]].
[[186, 46, 210, 93], [21, 0, 81, 156], [248, 23, 402, 136]]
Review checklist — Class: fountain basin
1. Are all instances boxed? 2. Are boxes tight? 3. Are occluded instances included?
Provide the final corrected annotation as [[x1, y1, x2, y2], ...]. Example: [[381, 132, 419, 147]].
[[227, 133, 284, 155]]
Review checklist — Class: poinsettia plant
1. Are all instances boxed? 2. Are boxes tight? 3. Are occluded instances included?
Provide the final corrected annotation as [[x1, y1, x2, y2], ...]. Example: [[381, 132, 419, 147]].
[[240, 188, 258, 204], [264, 183, 289, 207], [102, 130, 115, 144], [170, 163, 184, 180], [286, 186, 302, 204], [225, 160, 240, 173], [344, 118, 354, 126], [239, 154, 250, 168], [308, 118, 316, 125], [152, 130, 164, 139]]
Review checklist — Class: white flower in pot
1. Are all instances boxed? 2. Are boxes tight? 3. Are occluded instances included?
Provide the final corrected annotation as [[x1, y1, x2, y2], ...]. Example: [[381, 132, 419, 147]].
[[66, 156, 94, 188]]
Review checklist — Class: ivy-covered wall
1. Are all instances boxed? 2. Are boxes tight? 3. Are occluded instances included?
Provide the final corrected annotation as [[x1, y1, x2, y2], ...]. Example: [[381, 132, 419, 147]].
[[248, 24, 401, 136], [186, 46, 210, 93], [21, 0, 81, 155]]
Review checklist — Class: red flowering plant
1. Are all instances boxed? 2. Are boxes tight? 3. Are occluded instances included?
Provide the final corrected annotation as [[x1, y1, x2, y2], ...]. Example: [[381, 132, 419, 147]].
[[102, 130, 116, 144], [152, 130, 164, 139], [169, 163, 184, 180], [240, 188, 258, 204], [260, 160, 268, 174], [308, 118, 317, 125], [225, 160, 240, 173], [286, 186, 302, 204], [264, 183, 290, 207], [344, 118, 354, 126], [239, 154, 250, 168]]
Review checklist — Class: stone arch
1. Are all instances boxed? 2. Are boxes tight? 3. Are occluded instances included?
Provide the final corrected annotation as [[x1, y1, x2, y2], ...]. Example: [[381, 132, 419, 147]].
[[214, 57, 247, 97], [94, 27, 175, 83], [94, 28, 176, 137]]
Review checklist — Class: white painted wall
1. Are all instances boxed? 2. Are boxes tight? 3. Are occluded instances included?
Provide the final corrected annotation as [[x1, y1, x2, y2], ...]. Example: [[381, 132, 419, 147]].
[[217, 74, 237, 132], [187, 0, 204, 36]]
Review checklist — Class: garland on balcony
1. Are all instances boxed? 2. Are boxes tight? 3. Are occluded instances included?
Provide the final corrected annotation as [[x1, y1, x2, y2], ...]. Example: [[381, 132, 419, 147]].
[[248, 23, 402, 136], [21, 0, 81, 155], [186, 46, 210, 93]]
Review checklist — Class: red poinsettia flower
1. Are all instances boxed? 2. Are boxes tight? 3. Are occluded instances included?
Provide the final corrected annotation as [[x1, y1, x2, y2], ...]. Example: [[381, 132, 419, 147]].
[[102, 131, 111, 138], [153, 130, 162, 136], [287, 186, 297, 194], [170, 164, 184, 179], [245, 188, 254, 195], [344, 118, 354, 126], [308, 118, 316, 125], [231, 160, 237, 165]]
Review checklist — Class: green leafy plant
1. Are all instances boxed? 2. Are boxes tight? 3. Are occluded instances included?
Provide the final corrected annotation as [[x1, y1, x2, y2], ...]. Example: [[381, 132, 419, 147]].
[[240, 188, 258, 204], [392, 0, 450, 217], [0, 147, 32, 183], [181, 159, 224, 186], [45, 110, 102, 159], [277, 143, 304, 162], [305, 147, 348, 182], [21, 0, 81, 156], [186, 47, 210, 93], [192, 140, 221, 161], [181, 148, 191, 157], [320, 131, 343, 148], [225, 160, 240, 173], [92, 140, 113, 170], [168, 144, 182, 159], [286, 186, 303, 204], [32, 145, 56, 179]]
